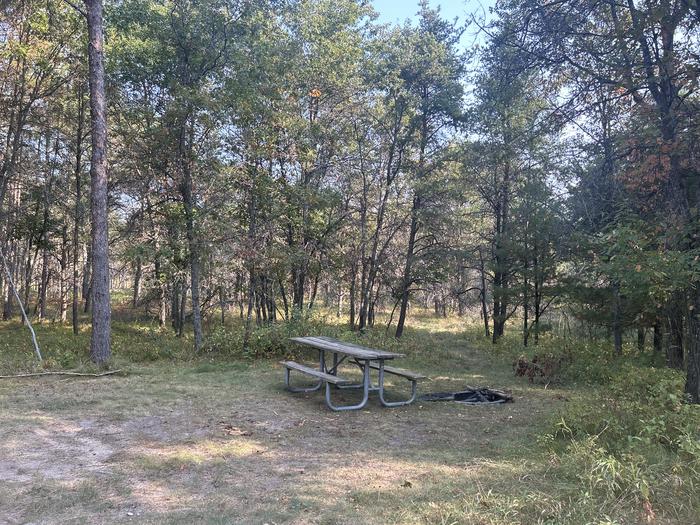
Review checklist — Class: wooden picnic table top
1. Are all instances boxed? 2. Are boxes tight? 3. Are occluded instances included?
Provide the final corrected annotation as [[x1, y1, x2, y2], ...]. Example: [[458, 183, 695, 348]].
[[289, 336, 404, 360]]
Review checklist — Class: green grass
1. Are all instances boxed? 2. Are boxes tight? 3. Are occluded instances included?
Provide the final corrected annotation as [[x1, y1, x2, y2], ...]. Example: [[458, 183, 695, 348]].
[[0, 307, 697, 524]]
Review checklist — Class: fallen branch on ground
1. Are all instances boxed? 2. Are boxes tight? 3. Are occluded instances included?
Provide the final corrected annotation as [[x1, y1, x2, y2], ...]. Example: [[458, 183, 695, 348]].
[[0, 369, 123, 379]]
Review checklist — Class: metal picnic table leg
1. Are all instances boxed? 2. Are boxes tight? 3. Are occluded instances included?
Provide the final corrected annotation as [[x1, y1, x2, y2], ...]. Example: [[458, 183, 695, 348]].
[[325, 359, 370, 411], [378, 360, 418, 407]]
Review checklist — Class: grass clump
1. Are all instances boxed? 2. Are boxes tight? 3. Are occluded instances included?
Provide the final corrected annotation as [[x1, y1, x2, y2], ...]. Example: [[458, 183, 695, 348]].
[[544, 366, 700, 523]]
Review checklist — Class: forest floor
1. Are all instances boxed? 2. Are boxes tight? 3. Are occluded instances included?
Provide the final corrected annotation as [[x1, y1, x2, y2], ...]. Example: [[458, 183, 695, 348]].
[[0, 315, 588, 524]]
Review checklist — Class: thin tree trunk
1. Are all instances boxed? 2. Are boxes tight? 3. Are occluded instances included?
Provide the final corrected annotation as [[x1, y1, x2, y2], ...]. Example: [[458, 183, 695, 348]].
[[653, 321, 663, 355], [533, 247, 541, 345], [59, 224, 68, 323], [154, 249, 166, 328], [179, 137, 203, 351], [72, 83, 85, 335], [177, 281, 187, 337], [668, 307, 684, 369], [219, 285, 225, 325], [637, 326, 645, 353], [479, 246, 490, 337], [243, 269, 255, 351], [82, 243, 91, 312], [687, 289, 700, 403], [278, 277, 288, 321], [612, 282, 622, 356], [395, 195, 420, 338], [243, 164, 257, 350], [37, 245, 49, 321], [132, 255, 141, 308], [349, 259, 357, 330], [172, 277, 181, 333]]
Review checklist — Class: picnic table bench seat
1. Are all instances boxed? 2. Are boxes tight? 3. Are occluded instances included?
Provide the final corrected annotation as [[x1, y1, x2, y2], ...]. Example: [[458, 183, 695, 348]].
[[280, 360, 352, 385], [367, 363, 427, 381]]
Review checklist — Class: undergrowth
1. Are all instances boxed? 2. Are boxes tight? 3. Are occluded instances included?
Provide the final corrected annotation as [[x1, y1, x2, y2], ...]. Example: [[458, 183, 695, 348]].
[[462, 323, 700, 523]]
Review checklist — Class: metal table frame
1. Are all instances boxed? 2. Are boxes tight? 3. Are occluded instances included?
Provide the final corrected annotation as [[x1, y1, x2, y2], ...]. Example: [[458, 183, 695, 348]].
[[285, 336, 418, 411]]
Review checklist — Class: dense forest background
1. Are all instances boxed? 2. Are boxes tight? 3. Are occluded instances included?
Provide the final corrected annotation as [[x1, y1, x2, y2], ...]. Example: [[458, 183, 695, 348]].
[[1, 0, 699, 404]]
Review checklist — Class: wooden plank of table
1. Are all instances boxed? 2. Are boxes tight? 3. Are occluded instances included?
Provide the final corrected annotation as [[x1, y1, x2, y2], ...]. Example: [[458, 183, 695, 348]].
[[305, 336, 404, 359], [289, 336, 404, 360], [314, 336, 406, 359]]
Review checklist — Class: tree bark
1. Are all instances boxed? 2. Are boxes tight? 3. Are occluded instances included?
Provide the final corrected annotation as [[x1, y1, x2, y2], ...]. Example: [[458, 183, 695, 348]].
[[636, 326, 645, 353], [667, 307, 684, 369], [395, 195, 420, 338], [478, 246, 490, 337], [154, 248, 166, 328], [612, 282, 623, 356], [72, 83, 85, 335], [687, 290, 700, 403], [132, 255, 141, 308], [59, 223, 69, 323], [85, 0, 111, 365], [653, 321, 663, 355], [178, 117, 203, 351]]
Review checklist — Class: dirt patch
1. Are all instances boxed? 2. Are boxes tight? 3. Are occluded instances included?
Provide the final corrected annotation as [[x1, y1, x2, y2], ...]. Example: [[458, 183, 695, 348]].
[[1, 416, 115, 483]]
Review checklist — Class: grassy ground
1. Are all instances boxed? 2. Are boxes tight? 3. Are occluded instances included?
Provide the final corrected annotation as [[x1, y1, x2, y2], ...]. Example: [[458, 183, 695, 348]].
[[0, 312, 693, 524]]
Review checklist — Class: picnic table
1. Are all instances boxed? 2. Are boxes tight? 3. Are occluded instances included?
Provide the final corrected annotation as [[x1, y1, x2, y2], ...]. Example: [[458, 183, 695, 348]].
[[281, 336, 426, 411]]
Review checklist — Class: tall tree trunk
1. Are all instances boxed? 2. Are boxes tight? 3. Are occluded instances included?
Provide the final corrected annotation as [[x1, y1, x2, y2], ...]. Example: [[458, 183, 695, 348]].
[[653, 321, 663, 355], [179, 129, 203, 351], [72, 83, 85, 335], [336, 287, 343, 318], [82, 243, 91, 312], [243, 165, 257, 350], [2, 242, 16, 320], [154, 249, 166, 328], [308, 273, 320, 311], [243, 268, 255, 351], [667, 307, 684, 369], [37, 245, 49, 321], [132, 255, 141, 308], [533, 245, 541, 345], [278, 277, 288, 321], [178, 281, 187, 337], [687, 289, 700, 403], [395, 195, 420, 338], [349, 259, 357, 330], [59, 224, 69, 323], [219, 285, 225, 325], [637, 326, 645, 353], [479, 246, 490, 337], [172, 277, 181, 333], [492, 157, 511, 342], [612, 282, 623, 356], [85, 0, 111, 364]]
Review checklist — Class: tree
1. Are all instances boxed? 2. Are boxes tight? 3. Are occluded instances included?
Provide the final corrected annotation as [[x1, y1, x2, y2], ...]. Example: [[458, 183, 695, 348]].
[[84, 0, 111, 364], [392, 3, 465, 338]]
